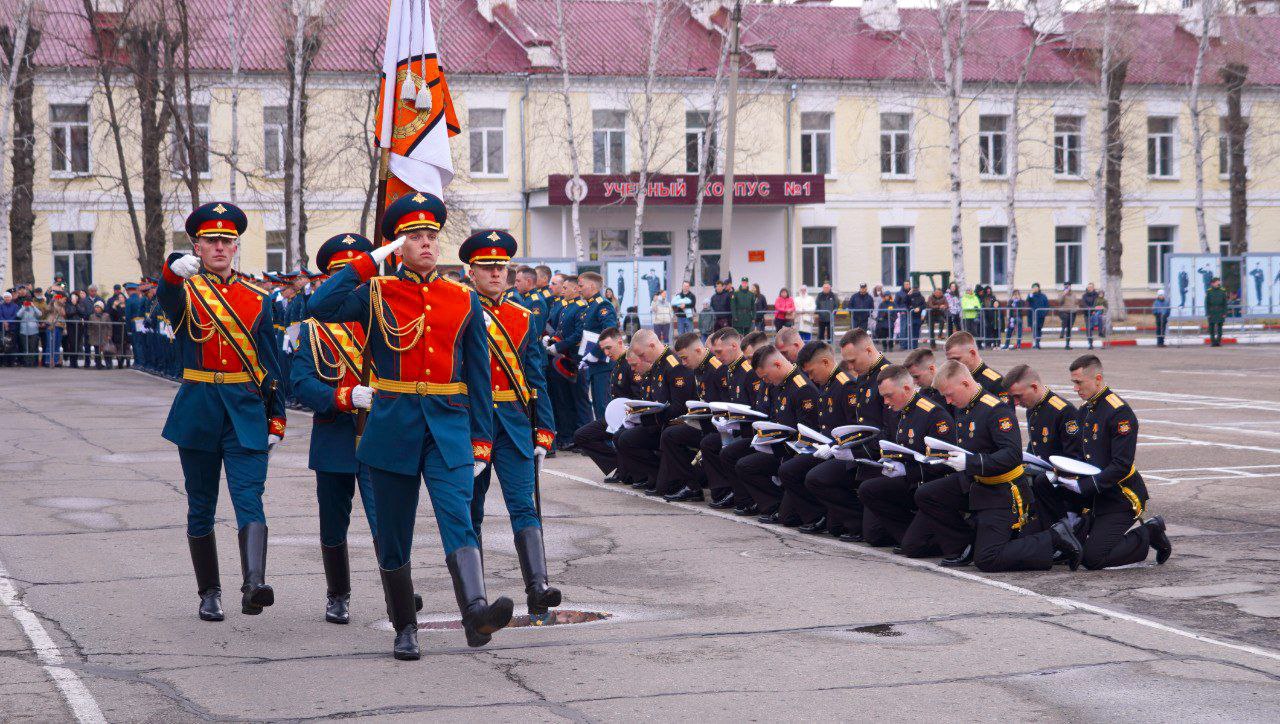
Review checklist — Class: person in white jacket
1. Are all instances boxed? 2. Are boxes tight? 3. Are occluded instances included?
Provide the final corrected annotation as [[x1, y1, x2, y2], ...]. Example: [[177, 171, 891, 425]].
[[651, 289, 673, 342], [793, 286, 817, 341]]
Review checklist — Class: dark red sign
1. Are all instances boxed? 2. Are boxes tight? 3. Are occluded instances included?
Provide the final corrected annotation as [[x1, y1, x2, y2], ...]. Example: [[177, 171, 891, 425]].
[[547, 174, 824, 206]]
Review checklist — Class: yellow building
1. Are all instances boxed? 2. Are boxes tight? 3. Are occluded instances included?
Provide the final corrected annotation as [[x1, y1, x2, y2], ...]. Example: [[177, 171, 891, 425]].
[[12, 0, 1280, 304]]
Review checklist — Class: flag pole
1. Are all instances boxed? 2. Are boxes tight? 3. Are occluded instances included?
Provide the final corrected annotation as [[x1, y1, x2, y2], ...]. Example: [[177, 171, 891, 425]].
[[355, 147, 392, 445]]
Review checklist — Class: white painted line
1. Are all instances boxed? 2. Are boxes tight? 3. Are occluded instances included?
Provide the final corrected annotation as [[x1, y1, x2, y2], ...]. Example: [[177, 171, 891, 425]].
[[0, 559, 106, 724], [1142, 433, 1280, 456], [544, 467, 1280, 666]]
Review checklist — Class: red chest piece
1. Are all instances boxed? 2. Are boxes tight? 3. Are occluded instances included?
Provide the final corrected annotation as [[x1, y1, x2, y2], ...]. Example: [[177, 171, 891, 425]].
[[488, 301, 531, 392], [375, 275, 472, 382], [189, 279, 266, 372]]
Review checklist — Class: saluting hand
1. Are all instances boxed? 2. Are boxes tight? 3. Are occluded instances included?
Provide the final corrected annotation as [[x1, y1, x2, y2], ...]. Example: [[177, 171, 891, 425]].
[[351, 385, 374, 410], [370, 236, 406, 265], [170, 254, 201, 279]]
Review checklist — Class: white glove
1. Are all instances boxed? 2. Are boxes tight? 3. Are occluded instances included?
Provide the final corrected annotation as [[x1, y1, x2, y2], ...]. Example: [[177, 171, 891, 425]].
[[578, 359, 588, 371], [351, 385, 374, 410], [881, 460, 906, 478], [170, 254, 201, 279], [623, 414, 640, 429], [473, 460, 488, 478], [1057, 475, 1081, 493], [770, 475, 782, 488], [534, 446, 547, 464], [1044, 470, 1058, 485], [751, 442, 773, 454], [583, 352, 600, 364], [943, 450, 967, 472], [370, 236, 405, 265], [712, 416, 735, 433], [544, 338, 558, 353], [832, 446, 855, 462], [813, 444, 834, 460], [267, 433, 282, 453]]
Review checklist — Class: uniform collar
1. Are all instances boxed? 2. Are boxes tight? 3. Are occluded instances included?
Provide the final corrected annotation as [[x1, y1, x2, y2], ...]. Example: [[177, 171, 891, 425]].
[[963, 388, 984, 411], [906, 391, 923, 411], [972, 362, 988, 378], [397, 266, 438, 284], [728, 354, 744, 371], [198, 267, 235, 284], [479, 294, 500, 308], [1086, 386, 1110, 408], [698, 351, 713, 372], [1031, 389, 1053, 411]]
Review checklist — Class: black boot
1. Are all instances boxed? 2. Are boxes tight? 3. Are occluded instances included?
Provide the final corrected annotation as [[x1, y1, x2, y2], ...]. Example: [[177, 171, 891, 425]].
[[187, 532, 224, 622], [321, 543, 351, 624], [380, 563, 420, 660], [514, 527, 562, 616], [373, 538, 423, 612], [446, 546, 514, 648], [1049, 520, 1084, 571], [237, 523, 274, 615], [1146, 515, 1172, 564], [939, 543, 974, 568]]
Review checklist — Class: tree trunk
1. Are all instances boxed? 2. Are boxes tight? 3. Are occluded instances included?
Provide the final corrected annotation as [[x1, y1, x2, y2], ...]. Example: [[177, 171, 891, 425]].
[[1222, 62, 1249, 255], [2, 13, 37, 284], [284, 11, 318, 270], [1, 0, 34, 286], [1188, 4, 1211, 254], [943, 1, 967, 290], [131, 25, 175, 278], [686, 28, 731, 288], [1004, 34, 1042, 295], [1101, 59, 1128, 318], [229, 0, 242, 203], [553, 0, 585, 261]]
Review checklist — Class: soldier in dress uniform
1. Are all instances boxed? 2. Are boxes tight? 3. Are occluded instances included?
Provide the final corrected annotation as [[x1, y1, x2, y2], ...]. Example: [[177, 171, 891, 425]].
[[460, 231, 563, 617], [655, 332, 725, 502], [689, 328, 749, 507], [777, 341, 859, 533], [307, 192, 511, 660], [572, 328, 636, 482], [773, 326, 805, 363], [1003, 364, 1080, 538], [576, 272, 619, 422], [289, 233, 382, 625], [902, 347, 951, 412], [806, 328, 893, 541], [158, 202, 288, 623], [544, 275, 581, 449], [736, 344, 822, 523], [910, 361, 1084, 571], [708, 330, 772, 513], [614, 328, 697, 493], [1063, 355, 1171, 568], [943, 331, 1007, 402]]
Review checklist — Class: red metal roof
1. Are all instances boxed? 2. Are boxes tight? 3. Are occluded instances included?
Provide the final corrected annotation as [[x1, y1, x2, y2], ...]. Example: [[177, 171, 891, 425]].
[[28, 0, 1280, 86]]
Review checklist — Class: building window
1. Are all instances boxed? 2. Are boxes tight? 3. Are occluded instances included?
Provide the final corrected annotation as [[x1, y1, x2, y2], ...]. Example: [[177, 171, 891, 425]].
[[588, 228, 628, 260], [263, 106, 286, 175], [1147, 117, 1176, 178], [1218, 116, 1247, 178], [978, 115, 1007, 176], [52, 232, 93, 289], [685, 111, 717, 174], [979, 226, 1009, 286], [266, 231, 287, 273], [696, 229, 721, 286], [50, 104, 90, 174], [172, 105, 211, 175], [1053, 116, 1082, 177], [1054, 226, 1083, 286], [469, 108, 504, 176], [880, 227, 911, 287], [879, 113, 911, 176], [801, 227, 834, 288], [1147, 226, 1175, 284], [800, 112, 832, 175], [592, 110, 626, 174], [1219, 225, 1231, 257], [642, 231, 672, 258]]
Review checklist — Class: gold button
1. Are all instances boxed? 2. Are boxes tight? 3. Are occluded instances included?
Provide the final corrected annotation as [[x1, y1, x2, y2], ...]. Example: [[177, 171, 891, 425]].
[[415, 381, 427, 395], [426, 305, 432, 311], [428, 347, 434, 353], [493, 404, 498, 409], [425, 326, 431, 332], [220, 359, 227, 364], [220, 287, 227, 293], [425, 369, 432, 376], [213, 371, 225, 384], [493, 385, 500, 391]]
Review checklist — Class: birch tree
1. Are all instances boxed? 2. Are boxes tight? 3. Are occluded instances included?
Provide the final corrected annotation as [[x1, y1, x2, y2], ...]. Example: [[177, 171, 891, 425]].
[[1221, 62, 1248, 255], [1001, 21, 1052, 294], [552, 0, 587, 261], [1092, 2, 1131, 317], [0, 0, 36, 286], [1187, 0, 1217, 254], [940, 0, 971, 290], [283, 0, 324, 270], [685, 16, 732, 287]]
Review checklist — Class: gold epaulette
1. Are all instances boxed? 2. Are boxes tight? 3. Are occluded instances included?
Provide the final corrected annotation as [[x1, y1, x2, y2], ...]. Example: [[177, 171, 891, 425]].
[[916, 397, 936, 412], [835, 371, 850, 384], [982, 367, 1001, 381], [980, 394, 1000, 407], [1106, 393, 1124, 409], [238, 279, 269, 296], [1048, 395, 1067, 410]]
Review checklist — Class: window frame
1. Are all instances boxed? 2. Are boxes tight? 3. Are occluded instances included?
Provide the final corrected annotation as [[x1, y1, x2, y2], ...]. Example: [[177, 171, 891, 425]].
[[880, 226, 912, 288], [695, 229, 722, 287], [1053, 115, 1083, 179], [1146, 116, 1178, 179], [1217, 115, 1249, 180], [468, 108, 506, 178], [799, 111, 833, 177], [265, 230, 288, 273], [51, 231, 94, 290], [1054, 225, 1084, 286], [592, 110, 627, 175], [171, 104, 212, 179], [801, 227, 835, 288], [1147, 225, 1176, 285], [49, 103, 92, 177], [685, 111, 717, 175], [977, 114, 1008, 178], [879, 112, 912, 178], [978, 225, 1010, 287], [262, 106, 287, 177]]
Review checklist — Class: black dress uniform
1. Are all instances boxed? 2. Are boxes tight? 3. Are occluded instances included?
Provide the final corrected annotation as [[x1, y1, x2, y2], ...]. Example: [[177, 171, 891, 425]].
[[715, 363, 773, 513], [616, 348, 697, 492], [777, 368, 859, 528], [806, 355, 893, 538], [858, 392, 956, 547], [972, 362, 1008, 403], [656, 352, 726, 499], [574, 355, 642, 479], [1074, 387, 1156, 569], [699, 355, 754, 506], [736, 366, 821, 517], [909, 390, 1068, 571], [1024, 390, 1082, 533]]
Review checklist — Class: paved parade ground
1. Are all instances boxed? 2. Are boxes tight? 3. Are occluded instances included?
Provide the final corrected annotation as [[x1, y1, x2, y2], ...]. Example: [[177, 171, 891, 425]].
[[3, 346, 1280, 722]]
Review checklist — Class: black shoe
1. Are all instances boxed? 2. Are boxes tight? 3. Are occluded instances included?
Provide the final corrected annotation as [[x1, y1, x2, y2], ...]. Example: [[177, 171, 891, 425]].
[[321, 543, 351, 624], [837, 532, 863, 543], [891, 545, 905, 555], [1145, 516, 1172, 564], [781, 518, 803, 528], [644, 487, 664, 497], [939, 544, 974, 568], [797, 517, 828, 535], [708, 491, 735, 509], [630, 478, 649, 489], [1049, 521, 1083, 572], [642, 483, 658, 494], [514, 527, 562, 616], [380, 563, 420, 660], [446, 547, 514, 648], [187, 532, 224, 622], [757, 511, 780, 524], [602, 470, 621, 485], [664, 486, 704, 502], [237, 523, 274, 614], [559, 442, 578, 453], [732, 503, 759, 517]]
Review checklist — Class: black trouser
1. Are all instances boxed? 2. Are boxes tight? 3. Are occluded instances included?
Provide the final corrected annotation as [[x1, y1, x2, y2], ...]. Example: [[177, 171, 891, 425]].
[[816, 317, 832, 343], [1060, 313, 1074, 344], [573, 420, 617, 477], [778, 454, 826, 525], [1155, 314, 1168, 345], [1208, 315, 1225, 345], [718, 438, 756, 504], [902, 473, 970, 558], [971, 504, 1055, 572], [615, 425, 663, 486], [858, 474, 919, 544], [656, 424, 705, 496], [928, 312, 946, 344], [699, 433, 733, 498], [805, 459, 882, 536], [1081, 508, 1152, 570], [1028, 473, 1083, 533], [736, 450, 784, 514]]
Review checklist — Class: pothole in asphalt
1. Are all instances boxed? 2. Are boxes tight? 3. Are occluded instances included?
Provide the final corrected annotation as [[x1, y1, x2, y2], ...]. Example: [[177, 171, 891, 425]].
[[418, 609, 614, 630], [847, 623, 904, 637], [829, 621, 963, 646]]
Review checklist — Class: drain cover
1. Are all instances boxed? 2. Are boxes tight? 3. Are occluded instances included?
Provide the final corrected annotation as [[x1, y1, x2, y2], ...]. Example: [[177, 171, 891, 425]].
[[418, 609, 613, 630], [848, 623, 903, 637]]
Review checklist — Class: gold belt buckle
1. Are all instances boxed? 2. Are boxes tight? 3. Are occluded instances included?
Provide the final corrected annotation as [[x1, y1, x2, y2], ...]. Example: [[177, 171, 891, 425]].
[[415, 381, 427, 395], [213, 371, 225, 384]]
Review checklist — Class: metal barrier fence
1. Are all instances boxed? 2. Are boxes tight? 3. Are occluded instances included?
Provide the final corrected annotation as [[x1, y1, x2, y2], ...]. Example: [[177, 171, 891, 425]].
[[0, 318, 138, 368]]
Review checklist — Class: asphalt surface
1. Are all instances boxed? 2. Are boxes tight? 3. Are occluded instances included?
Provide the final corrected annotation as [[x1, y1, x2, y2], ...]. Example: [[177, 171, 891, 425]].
[[2, 345, 1279, 722]]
